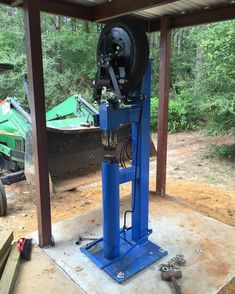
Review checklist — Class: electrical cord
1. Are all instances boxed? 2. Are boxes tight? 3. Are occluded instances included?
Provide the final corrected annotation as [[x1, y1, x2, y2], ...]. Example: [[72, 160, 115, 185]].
[[120, 138, 131, 169], [123, 103, 143, 230]]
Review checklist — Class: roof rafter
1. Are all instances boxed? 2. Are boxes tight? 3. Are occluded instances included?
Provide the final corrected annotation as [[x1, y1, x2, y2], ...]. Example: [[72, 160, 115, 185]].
[[0, 0, 93, 21], [149, 4, 235, 32], [172, 4, 235, 29], [0, 0, 234, 30], [40, 0, 92, 20], [93, 0, 177, 22], [0, 0, 11, 5]]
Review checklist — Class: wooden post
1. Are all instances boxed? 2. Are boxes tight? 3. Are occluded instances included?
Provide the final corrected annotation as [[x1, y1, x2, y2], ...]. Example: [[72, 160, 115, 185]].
[[156, 16, 172, 196], [23, 0, 52, 247]]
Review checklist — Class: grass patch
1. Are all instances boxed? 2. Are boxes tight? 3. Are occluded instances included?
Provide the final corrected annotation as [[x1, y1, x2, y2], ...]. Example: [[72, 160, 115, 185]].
[[211, 144, 235, 167]]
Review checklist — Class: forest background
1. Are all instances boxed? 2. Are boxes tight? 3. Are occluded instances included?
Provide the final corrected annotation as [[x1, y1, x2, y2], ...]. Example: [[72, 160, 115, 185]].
[[0, 6, 234, 161]]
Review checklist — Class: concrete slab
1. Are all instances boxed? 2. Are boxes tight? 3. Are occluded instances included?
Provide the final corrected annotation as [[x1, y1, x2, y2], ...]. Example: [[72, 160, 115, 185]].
[[13, 246, 84, 294], [31, 195, 235, 294]]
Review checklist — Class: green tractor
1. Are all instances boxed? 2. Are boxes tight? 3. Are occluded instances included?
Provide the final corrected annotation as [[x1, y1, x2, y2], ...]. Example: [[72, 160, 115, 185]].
[[0, 64, 156, 216], [0, 92, 103, 216], [0, 63, 102, 216]]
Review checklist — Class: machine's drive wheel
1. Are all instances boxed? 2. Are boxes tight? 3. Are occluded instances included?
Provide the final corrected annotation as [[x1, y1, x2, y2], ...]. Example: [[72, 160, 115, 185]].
[[0, 181, 7, 216], [97, 17, 149, 93]]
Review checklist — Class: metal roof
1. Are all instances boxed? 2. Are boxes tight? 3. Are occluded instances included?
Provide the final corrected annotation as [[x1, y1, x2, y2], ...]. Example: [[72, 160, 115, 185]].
[[133, 0, 232, 20], [0, 0, 234, 30], [63, 0, 232, 19], [61, 0, 235, 20], [63, 0, 106, 6]]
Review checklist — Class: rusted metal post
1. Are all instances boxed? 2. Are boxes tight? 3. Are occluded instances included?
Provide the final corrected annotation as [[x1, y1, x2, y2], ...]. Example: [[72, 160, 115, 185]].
[[23, 0, 52, 247], [156, 16, 172, 196]]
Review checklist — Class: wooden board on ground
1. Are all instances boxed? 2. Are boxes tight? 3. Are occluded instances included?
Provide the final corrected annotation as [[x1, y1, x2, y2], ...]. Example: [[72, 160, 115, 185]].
[[0, 230, 13, 260], [0, 245, 12, 277], [0, 243, 20, 294]]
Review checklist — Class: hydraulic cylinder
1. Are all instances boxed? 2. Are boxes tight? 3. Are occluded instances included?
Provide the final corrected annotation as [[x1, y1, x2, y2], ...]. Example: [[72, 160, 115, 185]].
[[102, 155, 120, 260]]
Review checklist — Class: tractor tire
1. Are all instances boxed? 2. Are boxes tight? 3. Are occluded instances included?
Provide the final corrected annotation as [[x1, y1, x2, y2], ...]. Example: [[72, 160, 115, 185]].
[[0, 181, 7, 216]]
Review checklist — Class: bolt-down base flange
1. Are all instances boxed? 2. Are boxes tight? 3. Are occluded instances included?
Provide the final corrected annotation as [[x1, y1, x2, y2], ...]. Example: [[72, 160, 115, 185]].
[[81, 228, 167, 283]]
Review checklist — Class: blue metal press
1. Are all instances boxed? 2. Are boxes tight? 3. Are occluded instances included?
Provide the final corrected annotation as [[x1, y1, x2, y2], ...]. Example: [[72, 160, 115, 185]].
[[81, 61, 167, 283]]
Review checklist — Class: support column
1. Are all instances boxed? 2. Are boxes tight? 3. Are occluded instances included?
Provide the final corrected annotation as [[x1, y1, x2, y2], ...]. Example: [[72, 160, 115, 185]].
[[24, 0, 52, 247], [156, 16, 172, 196], [132, 61, 151, 243]]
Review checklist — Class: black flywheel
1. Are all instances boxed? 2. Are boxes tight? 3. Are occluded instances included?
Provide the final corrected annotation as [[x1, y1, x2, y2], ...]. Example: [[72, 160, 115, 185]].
[[97, 17, 149, 93]]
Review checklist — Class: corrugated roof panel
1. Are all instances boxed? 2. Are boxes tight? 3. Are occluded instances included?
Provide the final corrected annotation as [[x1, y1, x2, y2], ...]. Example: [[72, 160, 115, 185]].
[[62, 0, 107, 7], [133, 0, 232, 20]]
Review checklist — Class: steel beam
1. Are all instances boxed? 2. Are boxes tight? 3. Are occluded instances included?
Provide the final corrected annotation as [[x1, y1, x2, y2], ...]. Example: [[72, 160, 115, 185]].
[[172, 4, 235, 29], [0, 0, 11, 4], [93, 0, 176, 22], [40, 0, 92, 21], [0, 0, 92, 21], [23, 0, 52, 247], [156, 16, 171, 196], [149, 4, 235, 32]]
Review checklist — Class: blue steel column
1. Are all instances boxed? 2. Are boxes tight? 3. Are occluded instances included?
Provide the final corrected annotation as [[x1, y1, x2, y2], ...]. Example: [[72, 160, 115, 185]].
[[102, 157, 120, 260], [132, 61, 151, 243]]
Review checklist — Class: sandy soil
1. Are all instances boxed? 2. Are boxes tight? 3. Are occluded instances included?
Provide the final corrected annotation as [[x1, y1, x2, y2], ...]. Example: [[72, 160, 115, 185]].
[[1, 131, 235, 293]]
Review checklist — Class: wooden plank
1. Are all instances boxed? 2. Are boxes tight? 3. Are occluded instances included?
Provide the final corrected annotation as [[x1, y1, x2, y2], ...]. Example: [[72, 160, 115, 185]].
[[0, 243, 20, 294], [156, 16, 171, 196], [0, 230, 13, 260], [0, 245, 12, 278]]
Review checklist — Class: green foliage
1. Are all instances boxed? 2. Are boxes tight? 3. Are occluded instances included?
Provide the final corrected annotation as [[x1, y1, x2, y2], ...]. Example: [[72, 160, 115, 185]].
[[168, 92, 202, 133], [149, 32, 160, 95], [0, 7, 26, 100], [151, 91, 202, 133], [211, 144, 235, 166], [41, 16, 100, 109], [150, 97, 158, 130], [171, 21, 235, 135], [0, 6, 234, 139], [203, 95, 235, 135], [0, 7, 100, 109]]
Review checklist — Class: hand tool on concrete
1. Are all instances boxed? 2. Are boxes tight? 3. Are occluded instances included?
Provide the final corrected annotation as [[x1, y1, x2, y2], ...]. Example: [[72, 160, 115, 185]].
[[161, 270, 183, 294], [76, 236, 97, 245], [17, 237, 32, 260]]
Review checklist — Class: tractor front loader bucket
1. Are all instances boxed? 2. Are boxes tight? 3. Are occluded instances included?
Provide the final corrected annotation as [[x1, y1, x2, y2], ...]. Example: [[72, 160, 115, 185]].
[[25, 124, 156, 193]]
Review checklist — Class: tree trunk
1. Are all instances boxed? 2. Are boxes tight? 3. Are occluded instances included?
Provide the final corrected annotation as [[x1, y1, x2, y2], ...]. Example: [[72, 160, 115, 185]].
[[194, 44, 202, 99], [83, 21, 89, 33]]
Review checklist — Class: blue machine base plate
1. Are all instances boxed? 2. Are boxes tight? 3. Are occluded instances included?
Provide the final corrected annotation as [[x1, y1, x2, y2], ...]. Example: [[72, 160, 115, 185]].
[[80, 230, 168, 283]]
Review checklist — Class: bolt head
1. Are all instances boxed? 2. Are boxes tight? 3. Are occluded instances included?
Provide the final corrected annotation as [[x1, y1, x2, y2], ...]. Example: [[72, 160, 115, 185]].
[[195, 248, 203, 253], [117, 271, 125, 279], [159, 247, 165, 253]]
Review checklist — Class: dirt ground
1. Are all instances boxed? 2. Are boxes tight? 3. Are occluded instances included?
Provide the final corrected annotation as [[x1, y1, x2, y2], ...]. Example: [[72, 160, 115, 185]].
[[1, 131, 235, 293]]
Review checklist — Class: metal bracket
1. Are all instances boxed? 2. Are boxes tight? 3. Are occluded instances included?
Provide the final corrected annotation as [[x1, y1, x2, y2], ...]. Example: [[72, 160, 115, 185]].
[[108, 65, 122, 101]]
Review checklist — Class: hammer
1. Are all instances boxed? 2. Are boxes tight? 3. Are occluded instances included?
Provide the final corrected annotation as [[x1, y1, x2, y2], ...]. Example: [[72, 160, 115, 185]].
[[161, 270, 182, 294]]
